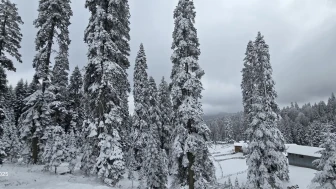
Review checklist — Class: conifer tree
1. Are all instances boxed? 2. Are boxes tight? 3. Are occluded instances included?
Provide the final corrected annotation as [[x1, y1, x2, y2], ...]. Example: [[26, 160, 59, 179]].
[[132, 44, 150, 169], [1, 83, 19, 161], [308, 121, 323, 147], [68, 66, 84, 135], [14, 79, 26, 127], [141, 76, 168, 189], [19, 0, 72, 164], [227, 177, 233, 188], [234, 178, 240, 189], [327, 93, 336, 122], [0, 0, 23, 71], [80, 114, 98, 175], [170, 0, 216, 188], [241, 40, 255, 132], [310, 125, 336, 188], [245, 32, 289, 189], [67, 129, 77, 174], [158, 76, 173, 154], [83, 0, 131, 185], [49, 126, 67, 173], [50, 41, 71, 132], [42, 126, 53, 170], [105, 0, 131, 151]]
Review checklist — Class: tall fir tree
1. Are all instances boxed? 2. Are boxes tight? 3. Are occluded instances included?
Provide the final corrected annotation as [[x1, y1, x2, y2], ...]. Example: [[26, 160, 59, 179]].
[[327, 93, 336, 123], [105, 0, 131, 152], [308, 121, 323, 147], [141, 76, 168, 189], [19, 0, 72, 164], [1, 83, 20, 161], [158, 76, 173, 154], [14, 79, 27, 128], [68, 66, 84, 135], [82, 0, 131, 185], [170, 0, 216, 188], [50, 35, 71, 132], [0, 0, 23, 71], [245, 32, 289, 189], [310, 125, 336, 188], [67, 128, 78, 174], [47, 125, 67, 173], [132, 43, 150, 170], [241, 40, 255, 134]]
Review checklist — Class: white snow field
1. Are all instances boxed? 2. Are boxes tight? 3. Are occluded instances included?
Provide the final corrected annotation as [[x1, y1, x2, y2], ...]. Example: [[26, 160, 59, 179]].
[[209, 144, 317, 189], [0, 144, 317, 189]]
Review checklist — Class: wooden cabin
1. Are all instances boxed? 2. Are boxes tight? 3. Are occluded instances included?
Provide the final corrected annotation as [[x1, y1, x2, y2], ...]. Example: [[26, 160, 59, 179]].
[[234, 141, 247, 153], [285, 144, 322, 170]]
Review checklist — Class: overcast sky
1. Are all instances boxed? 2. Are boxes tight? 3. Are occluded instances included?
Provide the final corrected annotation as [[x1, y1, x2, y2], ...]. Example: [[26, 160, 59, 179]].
[[8, 0, 336, 115]]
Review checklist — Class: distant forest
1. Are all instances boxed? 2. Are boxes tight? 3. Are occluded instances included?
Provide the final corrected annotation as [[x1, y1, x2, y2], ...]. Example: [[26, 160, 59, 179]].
[[206, 92, 336, 147]]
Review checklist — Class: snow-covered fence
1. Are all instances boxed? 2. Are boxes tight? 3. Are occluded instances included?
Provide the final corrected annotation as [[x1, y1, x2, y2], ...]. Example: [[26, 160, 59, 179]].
[[213, 152, 235, 157], [216, 156, 246, 162], [220, 170, 248, 180]]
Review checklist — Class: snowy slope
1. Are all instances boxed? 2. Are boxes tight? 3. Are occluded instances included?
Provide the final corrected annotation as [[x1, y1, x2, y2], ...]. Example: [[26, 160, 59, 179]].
[[209, 144, 317, 188], [0, 163, 136, 189], [0, 144, 317, 189]]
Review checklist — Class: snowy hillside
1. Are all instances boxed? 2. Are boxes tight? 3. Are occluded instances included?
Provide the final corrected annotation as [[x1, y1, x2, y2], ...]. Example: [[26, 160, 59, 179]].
[[0, 143, 318, 189], [208, 144, 317, 188]]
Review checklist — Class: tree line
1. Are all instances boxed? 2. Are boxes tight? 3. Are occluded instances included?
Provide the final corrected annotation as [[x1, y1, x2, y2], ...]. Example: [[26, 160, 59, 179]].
[[1, 0, 335, 188], [0, 0, 215, 188]]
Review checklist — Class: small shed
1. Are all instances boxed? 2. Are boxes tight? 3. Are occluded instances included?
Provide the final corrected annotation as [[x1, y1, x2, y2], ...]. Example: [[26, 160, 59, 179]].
[[285, 144, 323, 170], [234, 141, 247, 153]]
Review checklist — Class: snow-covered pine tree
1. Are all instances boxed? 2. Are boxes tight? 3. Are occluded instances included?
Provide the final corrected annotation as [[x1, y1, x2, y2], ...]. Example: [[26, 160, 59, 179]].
[[234, 178, 240, 189], [0, 66, 7, 156], [106, 0, 131, 152], [50, 38, 71, 132], [80, 113, 98, 176], [0, 0, 23, 71], [68, 66, 84, 136], [0, 65, 6, 97], [19, 0, 72, 164], [83, 0, 130, 185], [308, 121, 323, 147], [278, 115, 293, 144], [49, 125, 66, 174], [141, 76, 168, 189], [241, 40, 255, 133], [14, 79, 27, 128], [245, 32, 289, 189], [327, 93, 336, 123], [1, 83, 20, 162], [158, 76, 173, 154], [67, 128, 77, 174], [227, 177, 233, 189], [170, 0, 216, 188], [310, 124, 336, 188], [26, 79, 38, 96], [42, 126, 53, 171], [132, 43, 150, 170]]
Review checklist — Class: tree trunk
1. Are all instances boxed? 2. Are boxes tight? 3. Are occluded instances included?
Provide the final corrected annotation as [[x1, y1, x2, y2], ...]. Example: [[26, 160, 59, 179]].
[[32, 137, 38, 164], [55, 166, 57, 174], [187, 152, 195, 189]]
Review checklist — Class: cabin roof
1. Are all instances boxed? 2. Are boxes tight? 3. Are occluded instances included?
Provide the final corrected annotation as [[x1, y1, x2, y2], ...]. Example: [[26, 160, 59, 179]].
[[285, 144, 323, 158], [234, 141, 247, 147]]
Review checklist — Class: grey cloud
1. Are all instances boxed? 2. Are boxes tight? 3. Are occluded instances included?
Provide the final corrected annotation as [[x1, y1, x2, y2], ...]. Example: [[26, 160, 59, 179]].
[[7, 0, 336, 116]]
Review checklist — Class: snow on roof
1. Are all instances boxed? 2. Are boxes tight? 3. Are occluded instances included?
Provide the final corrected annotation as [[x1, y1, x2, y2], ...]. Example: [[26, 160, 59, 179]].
[[285, 144, 323, 158], [234, 141, 247, 147]]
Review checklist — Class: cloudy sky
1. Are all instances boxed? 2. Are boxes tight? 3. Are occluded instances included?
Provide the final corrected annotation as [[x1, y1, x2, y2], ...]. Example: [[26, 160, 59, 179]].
[[8, 0, 336, 115]]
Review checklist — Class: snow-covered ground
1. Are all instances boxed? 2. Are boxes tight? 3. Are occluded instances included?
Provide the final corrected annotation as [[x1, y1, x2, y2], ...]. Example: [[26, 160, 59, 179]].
[[209, 144, 317, 188], [0, 144, 317, 188]]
